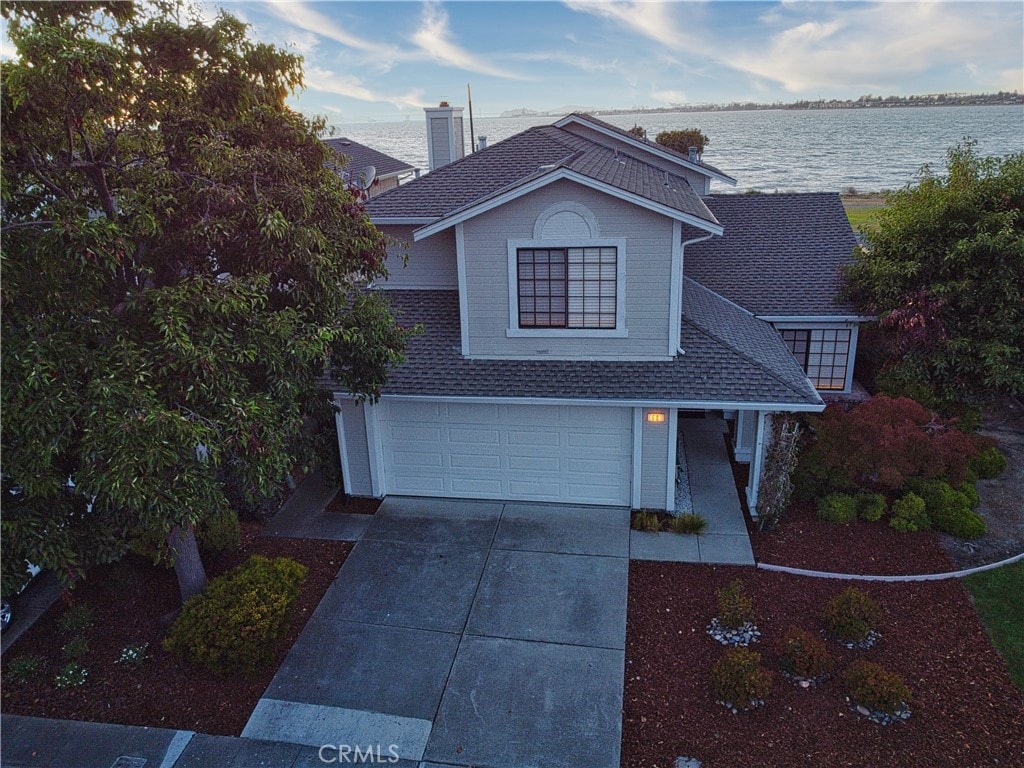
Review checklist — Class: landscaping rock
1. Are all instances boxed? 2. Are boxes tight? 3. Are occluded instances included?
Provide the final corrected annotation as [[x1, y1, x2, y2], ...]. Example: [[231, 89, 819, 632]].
[[846, 696, 912, 725], [706, 618, 761, 646], [838, 629, 881, 650]]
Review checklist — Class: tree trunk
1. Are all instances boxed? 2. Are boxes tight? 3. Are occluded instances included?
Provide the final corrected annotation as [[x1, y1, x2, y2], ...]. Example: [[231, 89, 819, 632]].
[[167, 524, 208, 603]]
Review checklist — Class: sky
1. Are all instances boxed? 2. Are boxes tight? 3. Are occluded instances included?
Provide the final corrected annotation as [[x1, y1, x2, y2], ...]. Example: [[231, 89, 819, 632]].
[[219, 0, 1024, 122], [2, 1, 1022, 122]]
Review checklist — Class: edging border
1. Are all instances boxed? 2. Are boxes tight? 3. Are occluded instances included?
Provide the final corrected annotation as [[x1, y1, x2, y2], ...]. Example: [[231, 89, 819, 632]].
[[756, 551, 1024, 582]]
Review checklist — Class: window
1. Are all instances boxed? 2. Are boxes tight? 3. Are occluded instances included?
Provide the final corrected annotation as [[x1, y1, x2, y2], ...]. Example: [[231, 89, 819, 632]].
[[517, 247, 617, 329], [781, 328, 851, 390]]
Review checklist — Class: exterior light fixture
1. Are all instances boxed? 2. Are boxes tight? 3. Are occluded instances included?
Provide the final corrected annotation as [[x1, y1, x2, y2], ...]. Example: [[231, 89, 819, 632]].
[[646, 412, 666, 424]]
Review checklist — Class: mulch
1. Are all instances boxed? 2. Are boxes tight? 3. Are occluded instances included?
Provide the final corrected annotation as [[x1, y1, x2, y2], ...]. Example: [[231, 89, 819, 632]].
[[624, 505, 1024, 768], [0, 523, 350, 736]]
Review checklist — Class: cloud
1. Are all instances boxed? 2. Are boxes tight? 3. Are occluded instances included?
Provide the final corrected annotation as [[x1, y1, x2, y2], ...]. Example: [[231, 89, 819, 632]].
[[305, 66, 428, 110], [652, 89, 687, 105], [511, 50, 623, 74], [262, 0, 404, 59], [411, 1, 525, 79], [564, 0, 709, 52]]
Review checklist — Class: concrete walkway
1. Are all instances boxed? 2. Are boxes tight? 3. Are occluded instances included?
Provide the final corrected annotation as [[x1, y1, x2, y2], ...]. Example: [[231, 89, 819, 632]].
[[246, 497, 629, 768]]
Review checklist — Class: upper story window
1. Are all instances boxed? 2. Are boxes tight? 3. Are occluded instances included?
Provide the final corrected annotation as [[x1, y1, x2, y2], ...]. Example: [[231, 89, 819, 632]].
[[517, 247, 617, 329], [781, 328, 851, 390]]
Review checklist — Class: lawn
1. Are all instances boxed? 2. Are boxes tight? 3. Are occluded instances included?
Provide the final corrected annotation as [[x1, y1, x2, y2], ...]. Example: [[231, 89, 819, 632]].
[[841, 192, 887, 233], [964, 560, 1024, 690]]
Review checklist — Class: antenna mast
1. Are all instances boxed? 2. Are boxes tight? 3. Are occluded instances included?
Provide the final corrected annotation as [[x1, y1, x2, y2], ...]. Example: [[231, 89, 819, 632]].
[[467, 82, 476, 153]]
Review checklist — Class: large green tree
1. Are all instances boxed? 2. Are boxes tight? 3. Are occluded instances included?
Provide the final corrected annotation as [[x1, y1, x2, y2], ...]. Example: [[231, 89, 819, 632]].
[[1, 1, 411, 602], [843, 143, 1024, 405], [655, 128, 710, 157]]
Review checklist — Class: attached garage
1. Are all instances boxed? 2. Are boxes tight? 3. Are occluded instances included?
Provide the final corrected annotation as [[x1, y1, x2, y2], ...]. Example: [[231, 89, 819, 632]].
[[349, 399, 635, 506]]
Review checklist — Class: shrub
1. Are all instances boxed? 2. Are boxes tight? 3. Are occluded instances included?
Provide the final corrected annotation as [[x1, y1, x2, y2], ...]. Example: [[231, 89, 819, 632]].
[[823, 587, 883, 643], [631, 510, 662, 532], [915, 480, 987, 539], [817, 493, 858, 524], [116, 642, 149, 666], [669, 513, 707, 535], [776, 627, 834, 680], [798, 396, 980, 492], [710, 648, 773, 709], [62, 636, 89, 660], [716, 579, 754, 629], [163, 555, 308, 673], [845, 660, 912, 715], [198, 507, 242, 553], [889, 492, 929, 533], [7, 654, 43, 682], [957, 481, 981, 510], [970, 445, 1008, 479], [856, 492, 887, 522], [54, 662, 88, 688], [57, 604, 95, 634]]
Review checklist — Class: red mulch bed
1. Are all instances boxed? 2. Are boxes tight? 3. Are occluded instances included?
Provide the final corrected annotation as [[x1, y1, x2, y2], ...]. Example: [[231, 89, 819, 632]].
[[623, 562, 1024, 768], [750, 500, 955, 575], [323, 492, 381, 516], [1, 523, 350, 735]]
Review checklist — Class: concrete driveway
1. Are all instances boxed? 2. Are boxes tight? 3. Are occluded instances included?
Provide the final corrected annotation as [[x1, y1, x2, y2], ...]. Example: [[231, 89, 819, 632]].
[[245, 497, 629, 768]]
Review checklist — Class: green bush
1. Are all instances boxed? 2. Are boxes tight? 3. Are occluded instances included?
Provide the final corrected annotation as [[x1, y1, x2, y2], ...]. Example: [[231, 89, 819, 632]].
[[198, 507, 242, 553], [7, 654, 44, 682], [716, 579, 754, 629], [889, 492, 929, 533], [823, 587, 883, 643], [776, 627, 834, 680], [845, 660, 912, 715], [669, 513, 707, 535], [710, 647, 773, 709], [970, 445, 1008, 479], [915, 480, 987, 539], [163, 555, 308, 673], [54, 662, 88, 688], [57, 604, 96, 634], [817, 493, 858, 524], [630, 510, 662, 532], [856, 492, 887, 522], [957, 481, 981, 509]]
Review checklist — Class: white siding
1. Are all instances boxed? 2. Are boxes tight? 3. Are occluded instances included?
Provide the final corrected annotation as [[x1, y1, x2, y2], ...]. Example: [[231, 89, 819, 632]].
[[377, 226, 458, 289], [462, 179, 674, 359], [338, 399, 372, 496], [640, 409, 670, 509]]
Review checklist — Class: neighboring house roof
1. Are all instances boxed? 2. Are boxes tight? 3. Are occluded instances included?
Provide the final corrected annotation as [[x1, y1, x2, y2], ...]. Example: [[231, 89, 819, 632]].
[[365, 125, 720, 233], [552, 113, 737, 185], [684, 193, 861, 318], [323, 137, 415, 180], [376, 289, 823, 408]]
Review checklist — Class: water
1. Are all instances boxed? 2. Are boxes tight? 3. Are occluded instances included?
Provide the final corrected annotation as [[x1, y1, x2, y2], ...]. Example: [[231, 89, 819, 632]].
[[332, 105, 1023, 193]]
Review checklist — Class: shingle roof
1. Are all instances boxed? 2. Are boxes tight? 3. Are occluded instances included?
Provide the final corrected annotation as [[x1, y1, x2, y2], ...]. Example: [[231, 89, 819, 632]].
[[374, 289, 822, 407], [323, 137, 415, 179], [683, 193, 860, 317], [365, 125, 718, 228]]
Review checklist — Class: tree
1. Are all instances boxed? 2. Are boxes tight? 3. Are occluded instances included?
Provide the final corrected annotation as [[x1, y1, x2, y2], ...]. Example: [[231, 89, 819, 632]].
[[626, 124, 647, 140], [1, 1, 411, 603], [655, 128, 710, 157], [844, 143, 1024, 404]]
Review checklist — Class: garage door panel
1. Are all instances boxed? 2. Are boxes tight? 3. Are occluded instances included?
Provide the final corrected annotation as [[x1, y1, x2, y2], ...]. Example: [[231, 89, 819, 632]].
[[381, 401, 632, 506]]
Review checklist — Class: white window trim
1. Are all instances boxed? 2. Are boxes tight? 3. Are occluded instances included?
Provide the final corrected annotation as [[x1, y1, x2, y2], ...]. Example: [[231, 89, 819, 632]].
[[506, 237, 628, 338], [773, 321, 858, 394], [533, 201, 600, 239]]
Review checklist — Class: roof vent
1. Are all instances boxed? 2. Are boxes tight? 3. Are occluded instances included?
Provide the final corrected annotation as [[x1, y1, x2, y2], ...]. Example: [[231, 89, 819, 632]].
[[687, 146, 699, 162], [538, 163, 557, 172], [477, 135, 488, 151]]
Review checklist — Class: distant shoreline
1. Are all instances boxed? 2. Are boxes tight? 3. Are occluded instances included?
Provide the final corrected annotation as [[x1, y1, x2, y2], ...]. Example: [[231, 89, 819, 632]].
[[499, 93, 1023, 119]]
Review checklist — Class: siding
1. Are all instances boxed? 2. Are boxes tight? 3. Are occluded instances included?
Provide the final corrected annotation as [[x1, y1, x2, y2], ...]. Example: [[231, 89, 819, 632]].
[[640, 409, 670, 509], [462, 179, 674, 359], [338, 399, 372, 496], [368, 175, 400, 198], [377, 225, 458, 289]]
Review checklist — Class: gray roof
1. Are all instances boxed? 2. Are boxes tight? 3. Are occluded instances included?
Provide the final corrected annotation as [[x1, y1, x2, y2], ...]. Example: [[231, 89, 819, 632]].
[[323, 137, 415, 179], [365, 125, 718, 228], [374, 288, 822, 407], [684, 193, 860, 317]]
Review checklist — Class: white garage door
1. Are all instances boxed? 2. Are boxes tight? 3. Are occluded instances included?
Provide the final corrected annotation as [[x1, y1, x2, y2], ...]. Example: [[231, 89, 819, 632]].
[[379, 401, 633, 506]]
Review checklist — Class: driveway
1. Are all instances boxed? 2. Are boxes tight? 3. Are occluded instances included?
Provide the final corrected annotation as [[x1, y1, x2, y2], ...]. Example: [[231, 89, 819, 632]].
[[245, 497, 629, 767]]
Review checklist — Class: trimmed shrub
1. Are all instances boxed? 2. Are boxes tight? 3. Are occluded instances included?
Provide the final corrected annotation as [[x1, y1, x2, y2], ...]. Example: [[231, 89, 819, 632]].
[[711, 647, 773, 710], [198, 507, 242, 554], [669, 513, 707, 535], [889, 492, 929, 533], [856, 492, 887, 522], [817, 493, 858, 524], [915, 480, 987, 539], [163, 555, 308, 673], [970, 445, 1008, 479], [716, 579, 754, 629], [823, 587, 883, 644], [957, 481, 981, 510], [845, 660, 912, 715], [776, 627, 834, 681]]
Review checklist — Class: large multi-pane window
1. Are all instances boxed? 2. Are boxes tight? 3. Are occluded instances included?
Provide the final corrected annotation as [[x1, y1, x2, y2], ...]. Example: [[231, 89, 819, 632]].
[[517, 247, 617, 329], [781, 328, 851, 390]]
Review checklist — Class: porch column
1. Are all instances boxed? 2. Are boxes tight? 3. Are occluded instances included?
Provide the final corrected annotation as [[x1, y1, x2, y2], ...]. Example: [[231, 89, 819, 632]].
[[745, 411, 768, 514]]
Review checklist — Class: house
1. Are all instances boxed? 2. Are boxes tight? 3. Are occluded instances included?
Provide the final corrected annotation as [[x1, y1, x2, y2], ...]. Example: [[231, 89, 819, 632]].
[[331, 107, 868, 514], [323, 137, 417, 197]]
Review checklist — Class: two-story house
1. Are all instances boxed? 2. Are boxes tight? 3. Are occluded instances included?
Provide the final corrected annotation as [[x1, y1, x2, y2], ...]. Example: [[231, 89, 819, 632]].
[[331, 108, 867, 515]]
